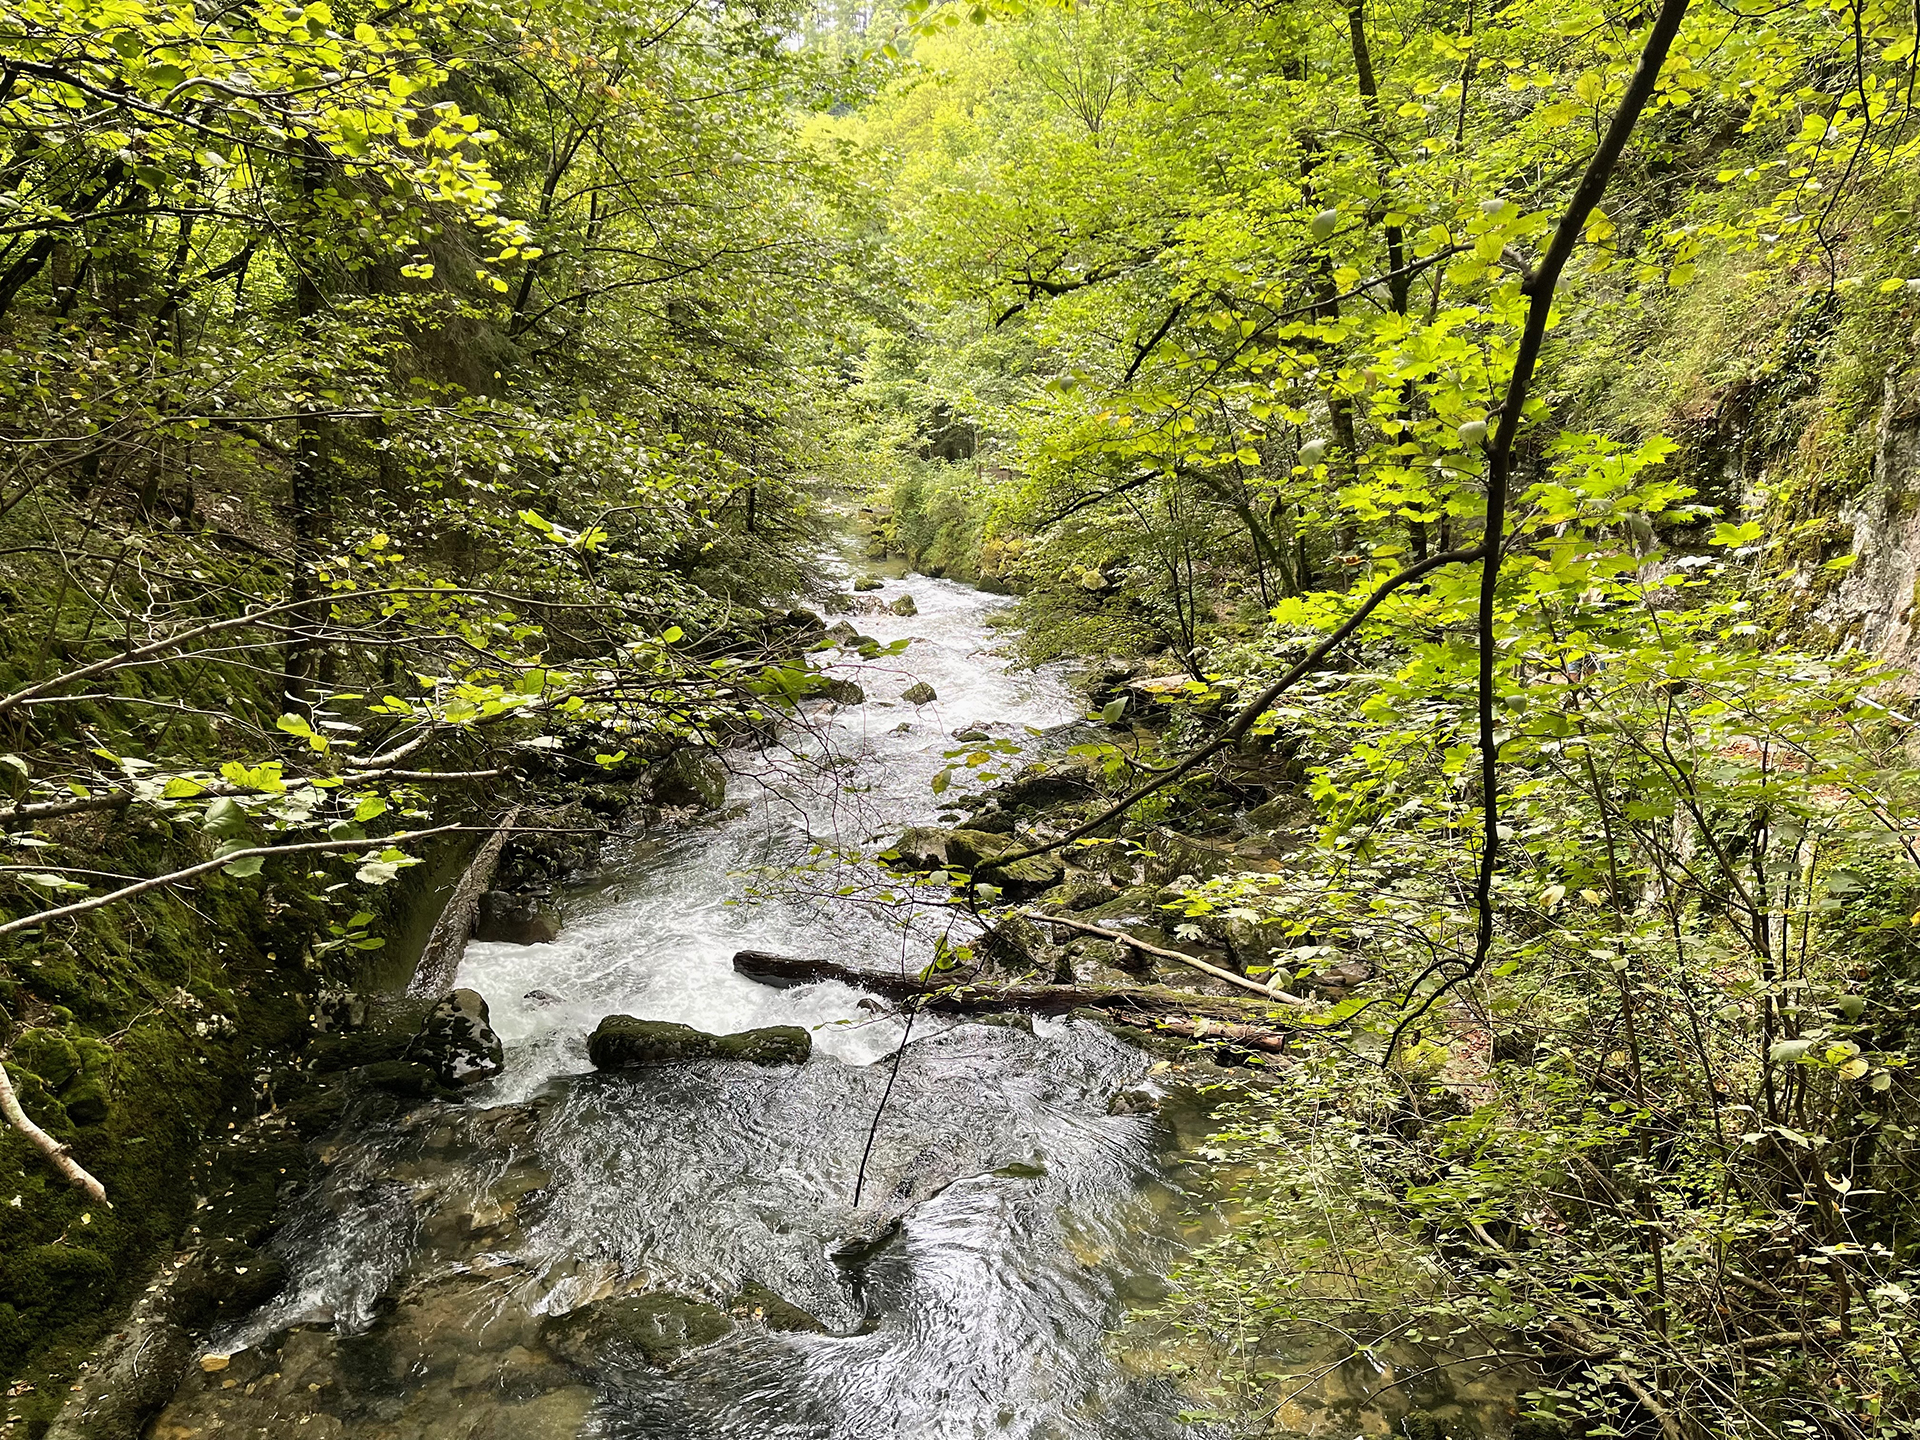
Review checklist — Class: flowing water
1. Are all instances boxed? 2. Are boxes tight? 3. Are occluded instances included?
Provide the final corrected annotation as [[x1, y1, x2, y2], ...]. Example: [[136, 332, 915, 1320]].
[[148, 571, 1228, 1440]]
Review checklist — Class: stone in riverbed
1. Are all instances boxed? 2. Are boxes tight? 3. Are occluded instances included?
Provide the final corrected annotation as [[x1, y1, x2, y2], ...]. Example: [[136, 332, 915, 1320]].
[[407, 988, 506, 1087], [476, 889, 560, 944], [883, 826, 1064, 897], [587, 1016, 811, 1069], [889, 594, 918, 616], [900, 681, 937, 704], [819, 677, 865, 705], [651, 749, 728, 810], [853, 575, 885, 592], [542, 1292, 736, 1369]]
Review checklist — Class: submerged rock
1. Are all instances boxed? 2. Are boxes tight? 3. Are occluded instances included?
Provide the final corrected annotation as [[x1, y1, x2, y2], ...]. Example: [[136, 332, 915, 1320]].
[[900, 680, 937, 704], [587, 1016, 811, 1069], [407, 988, 506, 1087], [543, 1291, 736, 1369]]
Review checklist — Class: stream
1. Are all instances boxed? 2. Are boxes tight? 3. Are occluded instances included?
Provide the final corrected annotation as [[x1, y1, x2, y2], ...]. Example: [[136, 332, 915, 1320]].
[[146, 571, 1227, 1440]]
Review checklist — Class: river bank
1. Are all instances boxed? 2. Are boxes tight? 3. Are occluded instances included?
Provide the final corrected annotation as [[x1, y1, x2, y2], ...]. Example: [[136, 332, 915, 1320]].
[[40, 561, 1530, 1440]]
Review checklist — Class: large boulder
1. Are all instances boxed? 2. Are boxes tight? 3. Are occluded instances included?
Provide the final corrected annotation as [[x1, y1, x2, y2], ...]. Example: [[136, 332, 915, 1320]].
[[475, 889, 560, 944], [819, 677, 866, 705], [883, 826, 1063, 897], [652, 750, 729, 810], [587, 1017, 811, 1069], [407, 988, 506, 1087]]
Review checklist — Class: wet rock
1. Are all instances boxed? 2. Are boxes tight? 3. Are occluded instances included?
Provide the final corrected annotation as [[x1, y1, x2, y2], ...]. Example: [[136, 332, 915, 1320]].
[[785, 607, 826, 631], [885, 826, 1064, 897], [900, 680, 937, 704], [952, 726, 989, 741], [730, 1280, 828, 1333], [1307, 958, 1374, 997], [853, 575, 885, 592], [587, 1016, 811, 1069], [407, 988, 506, 1087], [652, 749, 728, 809], [476, 889, 561, 945], [524, 988, 565, 1007], [976, 913, 1064, 975], [826, 619, 858, 643], [174, 1240, 288, 1325], [819, 677, 866, 705], [1036, 874, 1119, 912], [544, 1292, 736, 1369], [996, 763, 1095, 812], [821, 591, 853, 614], [1108, 1084, 1164, 1116], [311, 987, 367, 1032], [42, 1286, 193, 1440], [889, 593, 918, 616], [962, 806, 1015, 834], [359, 1058, 455, 1099]]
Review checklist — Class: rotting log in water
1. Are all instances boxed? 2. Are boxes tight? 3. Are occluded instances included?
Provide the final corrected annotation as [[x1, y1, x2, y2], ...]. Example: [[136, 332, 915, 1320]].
[[732, 950, 1297, 1055]]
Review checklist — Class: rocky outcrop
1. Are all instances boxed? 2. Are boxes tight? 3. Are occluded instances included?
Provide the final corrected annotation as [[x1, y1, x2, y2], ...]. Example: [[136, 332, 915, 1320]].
[[407, 988, 506, 1087], [586, 1016, 811, 1069], [1829, 376, 1920, 679]]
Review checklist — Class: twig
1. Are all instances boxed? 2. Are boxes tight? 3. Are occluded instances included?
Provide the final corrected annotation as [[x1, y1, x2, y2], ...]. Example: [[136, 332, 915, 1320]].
[[0, 1060, 108, 1205]]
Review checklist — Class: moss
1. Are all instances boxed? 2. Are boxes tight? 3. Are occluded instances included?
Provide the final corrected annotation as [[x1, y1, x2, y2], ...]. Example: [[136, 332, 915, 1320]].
[[542, 1292, 736, 1369]]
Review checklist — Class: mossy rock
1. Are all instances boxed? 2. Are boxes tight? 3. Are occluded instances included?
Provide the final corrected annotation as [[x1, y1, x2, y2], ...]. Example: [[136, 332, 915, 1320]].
[[542, 1292, 735, 1369], [652, 750, 729, 810], [173, 1240, 287, 1325], [305, 1028, 414, 1074], [357, 1059, 455, 1100], [728, 1281, 826, 1334], [819, 678, 865, 705], [852, 576, 884, 592], [586, 1017, 811, 1069], [282, 1086, 349, 1139], [889, 594, 918, 616], [13, 1028, 81, 1090], [900, 681, 937, 705]]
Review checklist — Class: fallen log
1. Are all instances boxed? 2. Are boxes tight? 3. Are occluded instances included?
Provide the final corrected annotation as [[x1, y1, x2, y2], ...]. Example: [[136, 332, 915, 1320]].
[[732, 949, 1299, 1054]]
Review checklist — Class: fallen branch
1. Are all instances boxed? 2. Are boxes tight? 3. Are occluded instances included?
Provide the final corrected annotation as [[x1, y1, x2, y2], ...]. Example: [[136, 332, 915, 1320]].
[[733, 949, 1300, 1047], [0, 1060, 108, 1205], [1021, 910, 1314, 1006], [410, 807, 522, 996]]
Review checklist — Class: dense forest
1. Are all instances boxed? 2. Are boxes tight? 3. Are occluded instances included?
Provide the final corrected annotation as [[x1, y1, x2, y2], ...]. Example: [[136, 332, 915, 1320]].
[[5, 0, 1920, 1434]]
